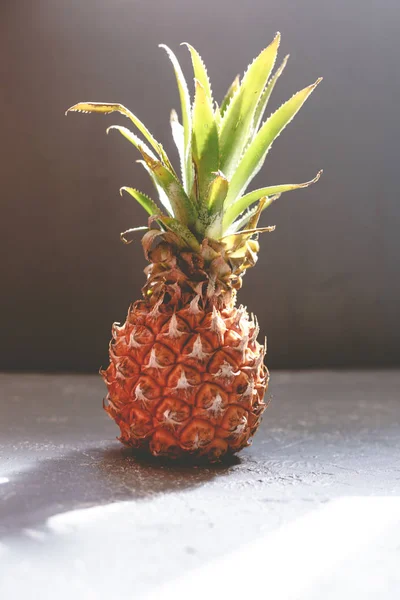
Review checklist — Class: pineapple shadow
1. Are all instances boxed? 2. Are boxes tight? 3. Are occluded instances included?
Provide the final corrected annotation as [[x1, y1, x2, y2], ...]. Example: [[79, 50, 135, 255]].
[[0, 444, 241, 538]]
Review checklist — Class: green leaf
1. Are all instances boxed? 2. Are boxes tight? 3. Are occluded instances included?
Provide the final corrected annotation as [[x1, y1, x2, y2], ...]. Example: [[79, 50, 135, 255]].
[[159, 45, 193, 194], [157, 145, 177, 178], [223, 170, 323, 229], [119, 187, 162, 217], [66, 102, 174, 171], [204, 172, 230, 239], [220, 75, 240, 117], [107, 125, 157, 160], [219, 33, 280, 178], [207, 171, 229, 214], [137, 160, 174, 216], [108, 126, 177, 217], [170, 109, 185, 183], [107, 126, 175, 216], [191, 80, 219, 204], [158, 216, 201, 251], [224, 78, 322, 213], [182, 43, 213, 104], [140, 148, 198, 227], [252, 54, 289, 139]]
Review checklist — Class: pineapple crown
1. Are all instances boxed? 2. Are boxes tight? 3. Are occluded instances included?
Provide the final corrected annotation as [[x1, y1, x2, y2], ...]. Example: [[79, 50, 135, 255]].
[[66, 33, 321, 270]]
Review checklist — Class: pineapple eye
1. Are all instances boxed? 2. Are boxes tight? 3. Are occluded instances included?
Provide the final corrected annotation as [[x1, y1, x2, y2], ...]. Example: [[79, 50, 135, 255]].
[[236, 382, 247, 394]]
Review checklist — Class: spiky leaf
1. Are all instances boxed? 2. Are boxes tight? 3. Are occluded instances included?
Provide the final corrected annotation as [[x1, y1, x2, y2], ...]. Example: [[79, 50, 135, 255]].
[[205, 171, 229, 239], [170, 109, 185, 183], [66, 102, 174, 171], [219, 33, 280, 178], [183, 43, 213, 104], [159, 45, 193, 193], [207, 171, 229, 214], [158, 216, 200, 251], [107, 125, 157, 160], [120, 187, 162, 217], [220, 75, 240, 117], [224, 79, 322, 214], [191, 80, 219, 204], [137, 159, 174, 217], [107, 127, 175, 218], [108, 126, 175, 217], [251, 54, 289, 140], [223, 170, 322, 228], [140, 149, 197, 227]]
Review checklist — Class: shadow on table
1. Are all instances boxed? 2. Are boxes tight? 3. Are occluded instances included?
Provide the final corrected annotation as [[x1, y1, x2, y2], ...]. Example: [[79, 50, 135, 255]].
[[0, 444, 240, 537]]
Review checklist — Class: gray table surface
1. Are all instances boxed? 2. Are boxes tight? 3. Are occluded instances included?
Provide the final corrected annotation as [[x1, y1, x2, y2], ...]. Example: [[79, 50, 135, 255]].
[[0, 371, 399, 599]]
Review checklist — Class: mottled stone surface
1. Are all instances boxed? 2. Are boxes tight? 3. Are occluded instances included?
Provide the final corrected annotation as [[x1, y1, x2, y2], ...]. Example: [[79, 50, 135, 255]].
[[0, 371, 399, 599]]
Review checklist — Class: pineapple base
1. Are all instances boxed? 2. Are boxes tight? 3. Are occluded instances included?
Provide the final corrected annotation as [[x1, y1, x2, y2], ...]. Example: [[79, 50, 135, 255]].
[[102, 299, 268, 462]]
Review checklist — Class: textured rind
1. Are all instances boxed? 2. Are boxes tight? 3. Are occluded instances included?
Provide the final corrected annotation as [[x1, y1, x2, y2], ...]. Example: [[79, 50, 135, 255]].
[[102, 301, 268, 462]]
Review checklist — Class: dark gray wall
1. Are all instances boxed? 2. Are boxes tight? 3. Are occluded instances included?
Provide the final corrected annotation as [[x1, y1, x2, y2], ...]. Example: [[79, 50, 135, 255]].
[[1, 0, 399, 371]]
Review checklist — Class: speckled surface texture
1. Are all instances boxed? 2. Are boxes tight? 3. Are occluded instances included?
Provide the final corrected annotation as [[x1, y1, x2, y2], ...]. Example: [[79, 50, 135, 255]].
[[0, 371, 399, 599]]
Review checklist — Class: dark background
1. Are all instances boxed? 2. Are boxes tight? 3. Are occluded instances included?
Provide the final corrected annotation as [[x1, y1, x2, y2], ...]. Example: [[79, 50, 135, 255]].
[[1, 0, 399, 372]]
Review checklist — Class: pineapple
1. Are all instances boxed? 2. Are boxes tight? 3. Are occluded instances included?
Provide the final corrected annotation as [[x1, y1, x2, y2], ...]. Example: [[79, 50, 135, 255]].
[[67, 33, 321, 461]]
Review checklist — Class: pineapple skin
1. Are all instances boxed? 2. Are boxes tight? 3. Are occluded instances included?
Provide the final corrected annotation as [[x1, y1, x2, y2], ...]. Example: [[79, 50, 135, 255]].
[[102, 299, 268, 461], [100, 230, 269, 462]]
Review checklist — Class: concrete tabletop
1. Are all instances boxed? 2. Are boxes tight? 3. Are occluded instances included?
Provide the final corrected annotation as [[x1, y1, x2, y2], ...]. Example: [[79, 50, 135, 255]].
[[0, 371, 399, 599]]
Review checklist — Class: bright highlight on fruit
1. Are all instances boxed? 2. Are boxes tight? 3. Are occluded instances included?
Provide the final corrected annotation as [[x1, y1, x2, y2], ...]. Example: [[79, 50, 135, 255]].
[[67, 33, 322, 461]]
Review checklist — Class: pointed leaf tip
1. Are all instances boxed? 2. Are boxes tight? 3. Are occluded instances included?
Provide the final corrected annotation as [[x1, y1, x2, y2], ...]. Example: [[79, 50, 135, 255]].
[[223, 168, 322, 230], [65, 103, 89, 116], [65, 103, 81, 115], [219, 34, 281, 178], [312, 169, 323, 182], [184, 42, 214, 110], [250, 52, 291, 146], [119, 187, 162, 217], [106, 124, 158, 161], [159, 43, 193, 194], [224, 78, 323, 209], [263, 32, 280, 54], [65, 102, 175, 171], [220, 75, 240, 118]]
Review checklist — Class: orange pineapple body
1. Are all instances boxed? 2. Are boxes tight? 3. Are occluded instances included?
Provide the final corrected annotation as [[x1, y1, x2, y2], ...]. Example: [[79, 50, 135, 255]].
[[103, 301, 268, 461], [102, 233, 268, 461]]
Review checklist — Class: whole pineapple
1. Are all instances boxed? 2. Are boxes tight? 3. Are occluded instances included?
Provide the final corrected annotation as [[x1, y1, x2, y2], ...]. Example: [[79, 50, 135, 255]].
[[67, 34, 321, 461]]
